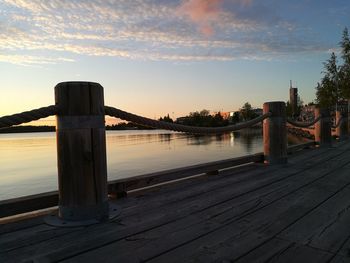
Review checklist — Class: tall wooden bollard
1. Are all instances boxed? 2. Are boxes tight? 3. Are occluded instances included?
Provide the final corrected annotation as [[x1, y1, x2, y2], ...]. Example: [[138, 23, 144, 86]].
[[336, 110, 348, 141], [263, 102, 287, 164], [55, 82, 108, 222], [314, 108, 332, 147]]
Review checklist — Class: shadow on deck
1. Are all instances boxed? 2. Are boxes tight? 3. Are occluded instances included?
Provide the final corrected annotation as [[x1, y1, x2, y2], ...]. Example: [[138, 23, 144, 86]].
[[1, 140, 350, 262]]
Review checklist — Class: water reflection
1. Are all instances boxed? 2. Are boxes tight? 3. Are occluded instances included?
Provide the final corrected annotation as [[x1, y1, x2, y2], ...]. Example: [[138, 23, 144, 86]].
[[0, 129, 264, 200], [158, 133, 172, 143], [233, 128, 263, 153], [186, 135, 213, 146]]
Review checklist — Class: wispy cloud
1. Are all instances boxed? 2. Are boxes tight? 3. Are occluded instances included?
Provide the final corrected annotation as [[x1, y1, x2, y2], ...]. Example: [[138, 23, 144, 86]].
[[0, 54, 75, 66], [0, 0, 340, 66]]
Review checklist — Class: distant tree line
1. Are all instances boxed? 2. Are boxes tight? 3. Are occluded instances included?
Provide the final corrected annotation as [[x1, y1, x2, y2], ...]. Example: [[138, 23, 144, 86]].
[[176, 103, 260, 127], [106, 122, 154, 130], [316, 27, 350, 109], [177, 109, 229, 127], [0, 125, 55, 133]]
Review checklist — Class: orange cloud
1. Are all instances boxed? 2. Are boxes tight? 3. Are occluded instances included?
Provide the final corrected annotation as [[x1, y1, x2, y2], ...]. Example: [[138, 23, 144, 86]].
[[177, 0, 253, 36], [240, 0, 252, 7], [177, 0, 223, 36]]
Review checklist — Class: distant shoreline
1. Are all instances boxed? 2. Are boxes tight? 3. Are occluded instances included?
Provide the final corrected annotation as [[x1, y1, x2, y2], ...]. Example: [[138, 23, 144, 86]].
[[0, 125, 156, 134], [0, 126, 56, 134], [0, 125, 264, 134]]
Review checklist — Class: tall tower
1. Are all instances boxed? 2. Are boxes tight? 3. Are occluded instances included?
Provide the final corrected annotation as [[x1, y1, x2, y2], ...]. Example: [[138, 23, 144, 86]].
[[289, 80, 298, 117]]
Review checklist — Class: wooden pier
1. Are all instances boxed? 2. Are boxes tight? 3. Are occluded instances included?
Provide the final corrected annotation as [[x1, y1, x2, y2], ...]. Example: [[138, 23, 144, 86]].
[[1, 140, 350, 262], [1, 81, 350, 262]]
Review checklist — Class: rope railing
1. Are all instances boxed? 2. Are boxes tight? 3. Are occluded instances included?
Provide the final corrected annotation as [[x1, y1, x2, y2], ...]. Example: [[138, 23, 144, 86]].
[[1, 104, 346, 136], [0, 105, 58, 129], [0, 104, 271, 134], [286, 116, 322, 128], [104, 106, 272, 134]]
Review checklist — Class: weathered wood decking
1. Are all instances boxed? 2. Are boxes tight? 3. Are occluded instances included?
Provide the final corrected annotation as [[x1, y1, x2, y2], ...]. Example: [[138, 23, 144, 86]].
[[2, 141, 350, 262]]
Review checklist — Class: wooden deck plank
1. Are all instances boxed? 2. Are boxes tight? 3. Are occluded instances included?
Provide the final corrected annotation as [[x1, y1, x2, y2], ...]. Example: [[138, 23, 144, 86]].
[[1, 141, 350, 262], [0, 216, 44, 235], [118, 143, 347, 221], [278, 182, 350, 256], [27, 145, 350, 262], [329, 255, 350, 263], [0, 224, 84, 253], [140, 160, 350, 262], [61, 181, 350, 262], [234, 237, 334, 263]]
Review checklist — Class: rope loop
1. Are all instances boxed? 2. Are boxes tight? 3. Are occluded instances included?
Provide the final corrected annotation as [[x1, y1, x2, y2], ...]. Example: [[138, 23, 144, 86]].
[[286, 116, 321, 128], [0, 105, 58, 129]]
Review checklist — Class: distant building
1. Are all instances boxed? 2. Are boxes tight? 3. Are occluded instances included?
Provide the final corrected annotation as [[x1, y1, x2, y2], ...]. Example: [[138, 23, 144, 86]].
[[252, 108, 263, 116], [175, 117, 190, 124], [289, 80, 298, 117], [230, 108, 263, 123]]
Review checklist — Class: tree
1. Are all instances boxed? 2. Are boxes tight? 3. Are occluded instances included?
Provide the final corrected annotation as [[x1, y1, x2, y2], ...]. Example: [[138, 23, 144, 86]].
[[240, 102, 258, 121], [211, 112, 229, 127], [185, 109, 212, 126], [177, 109, 230, 127], [199, 109, 210, 117], [159, 114, 173, 123], [315, 52, 342, 108], [240, 102, 252, 121], [230, 112, 240, 124], [340, 27, 350, 100]]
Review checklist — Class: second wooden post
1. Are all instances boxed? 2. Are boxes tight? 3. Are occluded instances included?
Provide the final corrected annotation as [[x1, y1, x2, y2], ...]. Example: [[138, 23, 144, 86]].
[[263, 101, 287, 164], [315, 108, 332, 147], [55, 82, 108, 222]]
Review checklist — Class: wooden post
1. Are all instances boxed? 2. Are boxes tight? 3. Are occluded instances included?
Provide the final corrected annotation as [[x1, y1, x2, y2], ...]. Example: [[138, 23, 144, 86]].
[[263, 101, 287, 164], [55, 82, 108, 222], [314, 108, 332, 147], [336, 110, 348, 141]]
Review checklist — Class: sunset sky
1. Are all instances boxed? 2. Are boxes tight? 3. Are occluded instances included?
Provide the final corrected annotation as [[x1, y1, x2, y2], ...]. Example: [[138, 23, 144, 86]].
[[1, 0, 349, 124]]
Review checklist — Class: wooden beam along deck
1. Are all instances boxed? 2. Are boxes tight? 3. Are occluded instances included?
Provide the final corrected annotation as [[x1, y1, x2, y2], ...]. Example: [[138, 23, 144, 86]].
[[1, 140, 350, 262]]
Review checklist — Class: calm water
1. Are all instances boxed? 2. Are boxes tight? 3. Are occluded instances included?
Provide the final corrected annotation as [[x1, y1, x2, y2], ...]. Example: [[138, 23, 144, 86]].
[[0, 129, 265, 200]]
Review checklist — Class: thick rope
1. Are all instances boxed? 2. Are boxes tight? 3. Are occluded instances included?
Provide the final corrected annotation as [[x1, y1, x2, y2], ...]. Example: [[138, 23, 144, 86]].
[[105, 106, 271, 134], [286, 116, 321, 128], [0, 105, 58, 129]]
